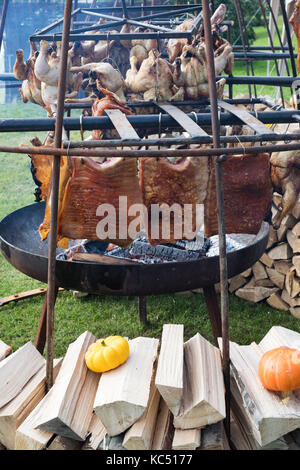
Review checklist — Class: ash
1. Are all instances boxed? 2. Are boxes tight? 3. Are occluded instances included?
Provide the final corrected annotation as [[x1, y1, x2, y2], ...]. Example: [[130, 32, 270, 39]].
[[206, 233, 257, 257]]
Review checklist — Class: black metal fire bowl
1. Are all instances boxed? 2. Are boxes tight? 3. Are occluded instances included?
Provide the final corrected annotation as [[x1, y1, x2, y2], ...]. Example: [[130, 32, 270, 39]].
[[0, 203, 270, 296]]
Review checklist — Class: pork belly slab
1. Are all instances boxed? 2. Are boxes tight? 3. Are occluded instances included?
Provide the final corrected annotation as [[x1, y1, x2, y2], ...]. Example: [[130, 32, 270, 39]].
[[57, 157, 142, 248], [204, 153, 272, 238], [139, 156, 209, 246]]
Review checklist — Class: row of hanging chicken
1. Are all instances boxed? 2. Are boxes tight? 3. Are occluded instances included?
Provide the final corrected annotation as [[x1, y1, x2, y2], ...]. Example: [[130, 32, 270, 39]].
[[13, 4, 233, 115]]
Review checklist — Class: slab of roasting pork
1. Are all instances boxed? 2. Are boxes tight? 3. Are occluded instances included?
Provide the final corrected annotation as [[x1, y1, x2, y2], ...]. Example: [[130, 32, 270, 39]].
[[139, 156, 209, 246], [13, 42, 45, 108], [204, 154, 272, 238], [290, 0, 300, 73]]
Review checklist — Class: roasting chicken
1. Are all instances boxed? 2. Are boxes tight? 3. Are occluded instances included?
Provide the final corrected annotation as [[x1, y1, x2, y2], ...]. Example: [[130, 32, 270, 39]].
[[70, 61, 126, 101], [125, 49, 174, 101], [13, 42, 45, 108], [173, 44, 227, 100], [270, 141, 300, 229], [290, 0, 300, 73], [166, 18, 195, 64]]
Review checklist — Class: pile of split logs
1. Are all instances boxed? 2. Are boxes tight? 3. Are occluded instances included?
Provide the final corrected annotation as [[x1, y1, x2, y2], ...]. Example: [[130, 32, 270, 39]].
[[228, 194, 300, 316], [1, 324, 300, 451]]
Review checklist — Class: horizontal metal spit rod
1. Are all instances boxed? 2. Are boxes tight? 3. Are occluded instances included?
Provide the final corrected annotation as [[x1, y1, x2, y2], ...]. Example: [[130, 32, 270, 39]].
[[0, 110, 300, 132], [2, 143, 300, 164]]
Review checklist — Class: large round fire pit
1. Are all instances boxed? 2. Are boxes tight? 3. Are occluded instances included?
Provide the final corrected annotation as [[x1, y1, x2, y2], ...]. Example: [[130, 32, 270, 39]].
[[0, 202, 270, 297]]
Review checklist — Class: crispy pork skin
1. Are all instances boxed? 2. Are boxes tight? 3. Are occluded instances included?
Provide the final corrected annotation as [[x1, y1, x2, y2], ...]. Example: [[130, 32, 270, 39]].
[[204, 153, 272, 237], [139, 156, 209, 246], [57, 157, 142, 248]]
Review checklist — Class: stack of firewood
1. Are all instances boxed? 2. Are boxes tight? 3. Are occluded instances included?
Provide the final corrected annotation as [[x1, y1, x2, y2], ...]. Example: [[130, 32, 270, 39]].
[[0, 325, 229, 451], [228, 193, 300, 316]]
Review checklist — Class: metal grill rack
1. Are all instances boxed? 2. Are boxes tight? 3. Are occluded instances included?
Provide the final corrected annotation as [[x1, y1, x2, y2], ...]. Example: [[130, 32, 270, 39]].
[[1, 0, 300, 443]]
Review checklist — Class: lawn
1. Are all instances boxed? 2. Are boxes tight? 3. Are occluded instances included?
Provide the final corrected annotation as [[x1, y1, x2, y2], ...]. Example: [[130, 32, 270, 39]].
[[1, 22, 300, 358]]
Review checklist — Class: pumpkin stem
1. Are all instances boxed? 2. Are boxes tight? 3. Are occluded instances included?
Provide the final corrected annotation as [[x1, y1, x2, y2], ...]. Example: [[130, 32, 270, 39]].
[[100, 340, 106, 347]]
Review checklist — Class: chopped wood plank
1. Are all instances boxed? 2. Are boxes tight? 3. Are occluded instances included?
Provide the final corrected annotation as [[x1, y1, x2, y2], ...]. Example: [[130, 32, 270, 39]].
[[281, 213, 297, 229], [235, 286, 278, 303], [252, 261, 268, 281], [292, 198, 300, 219], [0, 340, 11, 361], [285, 267, 300, 298], [281, 289, 300, 307], [152, 397, 174, 450], [33, 331, 100, 441], [293, 238, 300, 254], [260, 253, 274, 268], [266, 292, 289, 311], [266, 267, 285, 289], [98, 432, 126, 450], [267, 225, 278, 249], [172, 428, 201, 450], [240, 267, 252, 278], [254, 279, 275, 287], [173, 333, 225, 430], [0, 342, 45, 409], [276, 225, 288, 243], [94, 337, 159, 437], [81, 412, 107, 451], [287, 229, 297, 250], [219, 327, 300, 447], [155, 324, 184, 416], [122, 382, 161, 450], [268, 243, 292, 260], [0, 358, 62, 450], [72, 252, 138, 265]]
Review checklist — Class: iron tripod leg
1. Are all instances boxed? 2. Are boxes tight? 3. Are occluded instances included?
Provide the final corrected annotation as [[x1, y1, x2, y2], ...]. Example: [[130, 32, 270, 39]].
[[138, 296, 148, 323], [34, 285, 59, 355], [203, 285, 222, 345]]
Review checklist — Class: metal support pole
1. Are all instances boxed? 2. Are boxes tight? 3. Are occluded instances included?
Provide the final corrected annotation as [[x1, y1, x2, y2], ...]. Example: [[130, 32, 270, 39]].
[[0, 0, 9, 52], [202, 0, 230, 440], [46, 0, 73, 392]]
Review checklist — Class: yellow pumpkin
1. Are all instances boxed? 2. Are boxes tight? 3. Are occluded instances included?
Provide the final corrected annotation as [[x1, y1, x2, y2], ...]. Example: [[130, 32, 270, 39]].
[[85, 335, 130, 373]]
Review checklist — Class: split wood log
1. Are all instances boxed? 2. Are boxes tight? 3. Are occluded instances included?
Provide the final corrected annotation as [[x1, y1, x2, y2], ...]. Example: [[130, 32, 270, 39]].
[[254, 279, 275, 287], [293, 255, 300, 277], [81, 412, 107, 450], [281, 289, 300, 308], [228, 275, 247, 293], [240, 267, 253, 278], [272, 192, 282, 209], [33, 331, 100, 441], [293, 238, 300, 254], [281, 213, 297, 229], [290, 306, 300, 318], [0, 339, 11, 361], [276, 225, 288, 243], [292, 198, 300, 219], [0, 358, 62, 450], [173, 333, 225, 430], [172, 428, 201, 450], [14, 359, 63, 451], [260, 253, 274, 268], [154, 324, 184, 416], [268, 243, 292, 260], [292, 221, 300, 237], [0, 342, 45, 409], [122, 382, 161, 450], [252, 261, 268, 281], [199, 421, 229, 450], [93, 337, 159, 437], [287, 229, 297, 250], [285, 267, 300, 298], [219, 326, 300, 447], [151, 397, 174, 450], [265, 267, 285, 289], [267, 225, 278, 249], [235, 286, 279, 303], [274, 260, 292, 275], [47, 435, 83, 450], [98, 433, 126, 450], [266, 292, 289, 311]]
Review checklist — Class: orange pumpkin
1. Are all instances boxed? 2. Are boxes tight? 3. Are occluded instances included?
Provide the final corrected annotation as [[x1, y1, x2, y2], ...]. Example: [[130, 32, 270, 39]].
[[258, 346, 300, 392]]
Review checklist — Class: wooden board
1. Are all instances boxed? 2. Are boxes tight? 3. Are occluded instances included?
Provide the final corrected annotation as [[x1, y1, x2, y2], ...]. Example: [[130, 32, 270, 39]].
[[151, 397, 174, 450], [172, 428, 201, 450], [33, 331, 100, 441], [173, 333, 225, 429], [0, 339, 12, 361], [219, 326, 300, 447], [155, 324, 184, 416], [81, 413, 107, 451], [93, 337, 159, 437], [0, 342, 45, 409]]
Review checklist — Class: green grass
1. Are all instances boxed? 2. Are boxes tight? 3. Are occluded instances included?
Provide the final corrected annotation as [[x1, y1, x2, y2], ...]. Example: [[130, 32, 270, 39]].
[[1, 24, 300, 358]]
